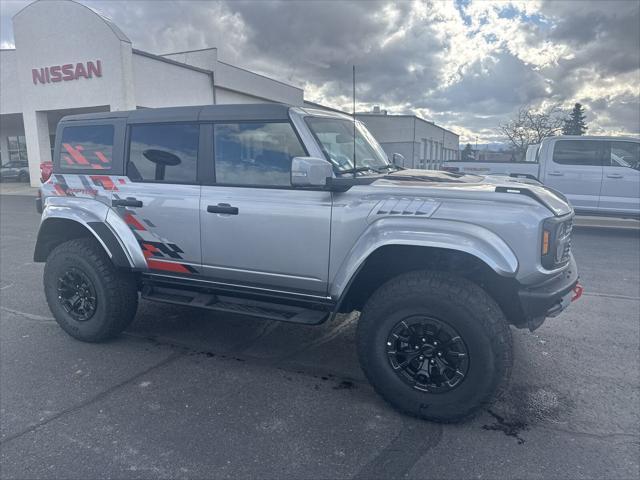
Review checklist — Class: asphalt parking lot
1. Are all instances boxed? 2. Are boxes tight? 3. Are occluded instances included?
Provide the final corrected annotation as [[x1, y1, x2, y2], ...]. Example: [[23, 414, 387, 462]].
[[1, 194, 638, 480]]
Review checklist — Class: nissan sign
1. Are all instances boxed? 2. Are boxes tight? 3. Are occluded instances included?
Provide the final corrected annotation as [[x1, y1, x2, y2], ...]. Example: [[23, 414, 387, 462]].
[[32, 60, 102, 85]]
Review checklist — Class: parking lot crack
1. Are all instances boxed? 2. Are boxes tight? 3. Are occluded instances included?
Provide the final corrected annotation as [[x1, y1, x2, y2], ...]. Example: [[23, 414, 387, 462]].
[[0, 351, 183, 446], [0, 306, 55, 323]]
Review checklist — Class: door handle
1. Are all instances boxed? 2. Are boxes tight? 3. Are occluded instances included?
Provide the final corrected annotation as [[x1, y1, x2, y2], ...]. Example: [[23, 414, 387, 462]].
[[112, 197, 143, 208], [606, 173, 624, 179], [547, 172, 564, 176], [207, 203, 239, 215]]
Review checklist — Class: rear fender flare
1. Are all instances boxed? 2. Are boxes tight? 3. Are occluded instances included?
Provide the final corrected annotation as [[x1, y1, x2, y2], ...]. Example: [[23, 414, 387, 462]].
[[34, 200, 133, 268]]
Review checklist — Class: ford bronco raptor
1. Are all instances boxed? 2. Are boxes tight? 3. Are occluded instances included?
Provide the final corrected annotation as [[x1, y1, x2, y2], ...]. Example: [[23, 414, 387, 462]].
[[35, 104, 582, 422]]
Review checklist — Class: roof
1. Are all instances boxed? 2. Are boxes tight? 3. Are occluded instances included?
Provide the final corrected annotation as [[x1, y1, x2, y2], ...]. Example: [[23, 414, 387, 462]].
[[14, 0, 131, 44], [60, 103, 294, 123]]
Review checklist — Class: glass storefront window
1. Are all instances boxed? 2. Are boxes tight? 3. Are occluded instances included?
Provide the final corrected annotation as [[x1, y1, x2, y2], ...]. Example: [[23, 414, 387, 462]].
[[7, 136, 28, 163]]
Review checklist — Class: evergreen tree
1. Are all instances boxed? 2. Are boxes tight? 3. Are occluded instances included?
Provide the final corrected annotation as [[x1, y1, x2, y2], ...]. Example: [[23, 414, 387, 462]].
[[461, 143, 474, 161], [562, 103, 588, 135]]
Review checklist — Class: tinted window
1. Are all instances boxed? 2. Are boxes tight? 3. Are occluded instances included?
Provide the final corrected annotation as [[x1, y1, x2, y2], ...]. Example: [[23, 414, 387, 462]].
[[60, 126, 114, 170], [609, 141, 640, 170], [128, 124, 199, 183], [552, 140, 603, 166], [214, 122, 306, 186]]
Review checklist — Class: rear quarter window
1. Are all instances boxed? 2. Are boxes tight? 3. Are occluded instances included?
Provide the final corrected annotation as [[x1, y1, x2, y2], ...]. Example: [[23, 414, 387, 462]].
[[59, 125, 114, 170]]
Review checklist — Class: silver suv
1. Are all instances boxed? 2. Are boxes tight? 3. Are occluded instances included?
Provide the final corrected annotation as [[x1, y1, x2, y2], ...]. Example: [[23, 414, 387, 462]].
[[35, 104, 581, 422]]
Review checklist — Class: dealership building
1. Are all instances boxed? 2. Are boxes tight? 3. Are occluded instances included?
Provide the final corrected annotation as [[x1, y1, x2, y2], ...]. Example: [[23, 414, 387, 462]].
[[1, 0, 458, 187], [0, 0, 304, 186]]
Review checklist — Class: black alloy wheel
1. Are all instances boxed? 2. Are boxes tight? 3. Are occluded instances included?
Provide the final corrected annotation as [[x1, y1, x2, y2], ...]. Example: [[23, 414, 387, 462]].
[[386, 316, 469, 393], [57, 267, 97, 322]]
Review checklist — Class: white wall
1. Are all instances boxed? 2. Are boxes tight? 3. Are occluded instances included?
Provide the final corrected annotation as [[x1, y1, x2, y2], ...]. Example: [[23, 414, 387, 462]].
[[13, 0, 135, 113], [215, 88, 271, 104], [358, 114, 460, 169], [358, 115, 415, 143], [215, 61, 303, 105], [162, 48, 217, 71], [132, 53, 214, 108], [0, 51, 21, 114]]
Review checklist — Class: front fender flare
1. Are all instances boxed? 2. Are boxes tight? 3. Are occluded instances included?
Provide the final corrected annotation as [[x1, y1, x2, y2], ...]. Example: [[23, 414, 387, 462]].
[[329, 217, 519, 299]]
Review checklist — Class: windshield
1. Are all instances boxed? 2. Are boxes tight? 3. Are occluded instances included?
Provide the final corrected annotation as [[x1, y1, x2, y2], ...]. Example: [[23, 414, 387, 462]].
[[305, 117, 390, 173]]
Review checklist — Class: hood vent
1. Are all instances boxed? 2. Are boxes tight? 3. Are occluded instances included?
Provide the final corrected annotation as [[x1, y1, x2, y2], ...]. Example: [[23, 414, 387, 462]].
[[374, 198, 440, 217]]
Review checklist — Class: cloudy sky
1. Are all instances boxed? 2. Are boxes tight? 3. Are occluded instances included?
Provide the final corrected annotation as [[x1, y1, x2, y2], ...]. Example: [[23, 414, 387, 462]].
[[1, 0, 639, 144]]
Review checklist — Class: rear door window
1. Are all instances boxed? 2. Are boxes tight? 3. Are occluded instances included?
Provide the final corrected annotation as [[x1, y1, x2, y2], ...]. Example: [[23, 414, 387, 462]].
[[60, 125, 114, 170], [552, 140, 604, 166], [127, 124, 199, 183]]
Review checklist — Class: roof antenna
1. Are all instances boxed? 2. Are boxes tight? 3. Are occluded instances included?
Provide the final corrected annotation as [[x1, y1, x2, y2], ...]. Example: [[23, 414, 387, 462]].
[[352, 65, 357, 179]]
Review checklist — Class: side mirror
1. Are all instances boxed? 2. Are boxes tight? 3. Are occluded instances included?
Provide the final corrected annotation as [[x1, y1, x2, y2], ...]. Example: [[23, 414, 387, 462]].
[[291, 157, 333, 187], [391, 153, 406, 167]]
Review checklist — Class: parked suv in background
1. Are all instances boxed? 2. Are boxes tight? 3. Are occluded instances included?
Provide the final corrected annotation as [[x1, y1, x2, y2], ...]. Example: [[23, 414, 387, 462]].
[[0, 160, 30, 182], [34, 104, 581, 422]]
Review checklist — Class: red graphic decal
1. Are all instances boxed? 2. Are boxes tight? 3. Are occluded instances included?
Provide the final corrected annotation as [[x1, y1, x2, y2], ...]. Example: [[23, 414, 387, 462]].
[[118, 178, 126, 184], [53, 184, 66, 196], [124, 213, 146, 231], [63, 155, 74, 165], [141, 243, 161, 259], [147, 259, 192, 274], [90, 175, 117, 191], [63, 143, 90, 165], [95, 151, 110, 164]]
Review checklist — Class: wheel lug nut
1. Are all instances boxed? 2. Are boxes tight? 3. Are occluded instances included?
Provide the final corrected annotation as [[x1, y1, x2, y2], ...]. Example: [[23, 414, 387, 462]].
[[437, 352, 442, 356], [433, 341, 438, 346], [419, 356, 424, 360], [430, 359, 435, 364]]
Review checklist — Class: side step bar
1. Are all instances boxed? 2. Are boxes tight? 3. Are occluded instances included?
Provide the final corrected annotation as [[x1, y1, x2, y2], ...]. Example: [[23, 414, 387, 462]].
[[141, 284, 330, 325]]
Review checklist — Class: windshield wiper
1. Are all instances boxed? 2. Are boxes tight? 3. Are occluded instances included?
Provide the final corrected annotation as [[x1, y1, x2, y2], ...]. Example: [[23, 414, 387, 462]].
[[338, 166, 381, 175]]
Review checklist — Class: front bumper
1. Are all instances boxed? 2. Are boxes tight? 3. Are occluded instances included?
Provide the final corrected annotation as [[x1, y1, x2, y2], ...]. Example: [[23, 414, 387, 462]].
[[518, 256, 580, 331]]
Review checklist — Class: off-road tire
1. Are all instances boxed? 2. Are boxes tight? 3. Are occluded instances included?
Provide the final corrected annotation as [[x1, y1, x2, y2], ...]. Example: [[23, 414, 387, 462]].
[[357, 270, 512, 423], [44, 238, 138, 342]]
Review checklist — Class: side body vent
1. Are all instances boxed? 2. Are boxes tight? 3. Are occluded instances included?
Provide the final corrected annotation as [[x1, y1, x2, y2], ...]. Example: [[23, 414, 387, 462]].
[[372, 198, 440, 218]]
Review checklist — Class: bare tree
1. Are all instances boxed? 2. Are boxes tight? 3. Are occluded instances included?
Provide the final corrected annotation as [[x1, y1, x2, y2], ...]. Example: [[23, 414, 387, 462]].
[[499, 105, 564, 159]]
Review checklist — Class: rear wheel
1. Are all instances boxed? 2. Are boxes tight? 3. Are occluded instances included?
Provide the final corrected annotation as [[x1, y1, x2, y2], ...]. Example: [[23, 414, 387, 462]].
[[357, 271, 512, 422], [44, 238, 138, 342]]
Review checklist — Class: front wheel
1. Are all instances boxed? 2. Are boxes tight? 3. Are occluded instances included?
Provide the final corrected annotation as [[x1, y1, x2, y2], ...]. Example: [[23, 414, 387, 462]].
[[44, 238, 138, 342], [357, 271, 512, 423]]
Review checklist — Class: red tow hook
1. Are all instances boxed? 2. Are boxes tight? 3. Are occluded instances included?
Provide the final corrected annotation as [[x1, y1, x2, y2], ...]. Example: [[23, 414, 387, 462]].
[[571, 283, 584, 302]]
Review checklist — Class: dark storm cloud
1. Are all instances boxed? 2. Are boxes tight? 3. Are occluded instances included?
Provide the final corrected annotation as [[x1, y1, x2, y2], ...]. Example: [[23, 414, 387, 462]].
[[1, 0, 638, 142]]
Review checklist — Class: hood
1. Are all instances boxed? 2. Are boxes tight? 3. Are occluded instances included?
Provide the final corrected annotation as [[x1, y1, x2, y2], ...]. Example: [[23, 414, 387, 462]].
[[373, 169, 573, 217]]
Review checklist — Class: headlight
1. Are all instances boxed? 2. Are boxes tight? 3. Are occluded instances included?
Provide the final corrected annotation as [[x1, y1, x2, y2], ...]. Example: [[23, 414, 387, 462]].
[[541, 216, 573, 269]]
